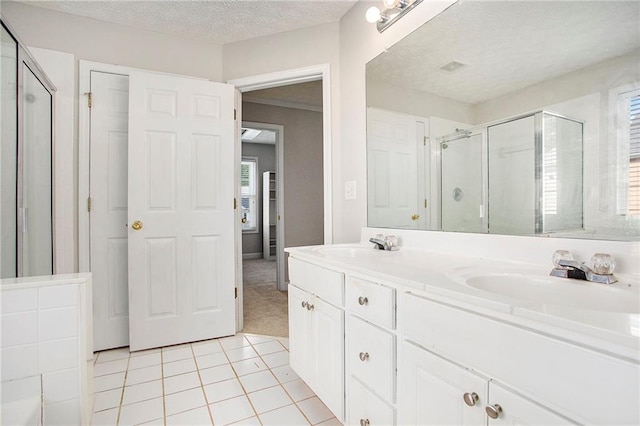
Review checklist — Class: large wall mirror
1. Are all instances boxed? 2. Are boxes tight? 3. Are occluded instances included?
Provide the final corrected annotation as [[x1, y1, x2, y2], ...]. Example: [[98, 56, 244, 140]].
[[366, 0, 639, 241], [1, 20, 55, 278]]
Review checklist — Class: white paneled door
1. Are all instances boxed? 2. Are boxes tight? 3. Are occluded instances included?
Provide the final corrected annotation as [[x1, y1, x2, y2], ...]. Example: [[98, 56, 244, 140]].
[[90, 71, 130, 351], [127, 71, 236, 351]]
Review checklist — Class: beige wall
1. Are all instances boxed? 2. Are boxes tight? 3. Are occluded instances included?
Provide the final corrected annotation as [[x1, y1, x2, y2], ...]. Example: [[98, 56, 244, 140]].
[[1, 2, 223, 81], [242, 102, 325, 250]]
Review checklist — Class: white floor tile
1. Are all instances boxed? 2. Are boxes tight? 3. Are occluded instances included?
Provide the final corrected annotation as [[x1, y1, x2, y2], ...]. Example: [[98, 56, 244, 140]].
[[195, 351, 228, 369], [165, 406, 212, 425], [204, 377, 244, 403], [252, 340, 286, 356], [230, 415, 262, 425], [199, 364, 236, 385], [162, 345, 194, 363], [164, 357, 197, 377], [93, 387, 123, 412], [259, 404, 310, 426], [271, 364, 300, 384], [94, 372, 125, 392], [118, 397, 164, 426], [165, 386, 207, 416], [130, 348, 161, 357], [225, 346, 258, 362], [210, 395, 256, 425], [90, 407, 119, 425], [122, 379, 163, 406], [248, 385, 293, 414], [238, 370, 278, 393], [128, 352, 162, 370], [219, 335, 250, 351], [93, 358, 129, 377], [244, 334, 276, 345], [297, 397, 334, 425], [261, 350, 289, 369], [283, 379, 314, 402], [192, 340, 223, 356], [95, 347, 130, 364], [277, 337, 290, 349], [164, 371, 201, 395], [231, 357, 268, 377], [125, 364, 162, 386]]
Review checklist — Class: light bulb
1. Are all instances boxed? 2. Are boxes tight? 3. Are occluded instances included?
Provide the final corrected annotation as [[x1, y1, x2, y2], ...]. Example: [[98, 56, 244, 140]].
[[382, 0, 399, 8], [365, 6, 382, 23]]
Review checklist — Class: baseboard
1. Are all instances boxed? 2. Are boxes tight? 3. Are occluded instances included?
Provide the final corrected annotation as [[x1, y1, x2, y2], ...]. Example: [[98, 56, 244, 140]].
[[242, 253, 263, 260]]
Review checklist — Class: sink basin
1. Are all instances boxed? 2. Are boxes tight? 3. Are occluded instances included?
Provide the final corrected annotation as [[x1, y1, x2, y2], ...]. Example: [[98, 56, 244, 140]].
[[312, 245, 380, 258], [464, 272, 639, 313]]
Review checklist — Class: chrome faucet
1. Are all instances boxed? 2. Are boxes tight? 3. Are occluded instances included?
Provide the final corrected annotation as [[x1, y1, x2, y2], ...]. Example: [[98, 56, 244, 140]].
[[550, 252, 617, 285], [369, 234, 399, 251]]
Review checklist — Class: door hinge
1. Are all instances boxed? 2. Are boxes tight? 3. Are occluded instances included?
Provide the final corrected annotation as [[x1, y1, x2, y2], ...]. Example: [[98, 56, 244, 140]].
[[234, 198, 237, 209], [87, 197, 92, 212], [235, 287, 238, 298], [424, 136, 428, 146], [424, 199, 428, 209], [234, 109, 237, 120], [86, 92, 93, 108]]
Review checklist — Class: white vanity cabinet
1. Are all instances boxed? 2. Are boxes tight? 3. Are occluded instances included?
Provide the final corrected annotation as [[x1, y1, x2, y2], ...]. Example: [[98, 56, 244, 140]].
[[345, 276, 397, 426], [398, 292, 639, 425], [288, 258, 345, 421]]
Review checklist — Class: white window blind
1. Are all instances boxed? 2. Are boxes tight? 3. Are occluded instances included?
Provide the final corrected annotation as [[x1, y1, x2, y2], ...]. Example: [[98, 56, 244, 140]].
[[629, 93, 640, 215], [617, 89, 640, 216], [241, 158, 258, 231]]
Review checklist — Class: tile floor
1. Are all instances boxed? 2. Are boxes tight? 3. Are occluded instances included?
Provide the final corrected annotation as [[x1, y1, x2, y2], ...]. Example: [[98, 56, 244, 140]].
[[91, 333, 341, 425]]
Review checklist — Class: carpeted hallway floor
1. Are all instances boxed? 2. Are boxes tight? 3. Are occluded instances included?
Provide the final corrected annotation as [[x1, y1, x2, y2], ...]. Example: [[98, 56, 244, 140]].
[[242, 258, 289, 337]]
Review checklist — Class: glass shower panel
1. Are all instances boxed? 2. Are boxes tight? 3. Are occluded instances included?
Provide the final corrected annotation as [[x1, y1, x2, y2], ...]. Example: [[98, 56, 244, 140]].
[[441, 134, 483, 232], [1, 25, 17, 278], [487, 115, 536, 235], [541, 114, 583, 233], [21, 64, 53, 276]]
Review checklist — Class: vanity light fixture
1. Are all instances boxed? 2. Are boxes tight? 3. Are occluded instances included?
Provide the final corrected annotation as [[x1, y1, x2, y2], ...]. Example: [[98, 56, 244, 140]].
[[366, 0, 423, 33]]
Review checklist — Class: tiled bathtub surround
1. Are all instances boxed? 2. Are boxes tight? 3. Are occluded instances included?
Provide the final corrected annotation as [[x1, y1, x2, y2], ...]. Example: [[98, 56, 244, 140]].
[[1, 273, 93, 425], [91, 333, 340, 426]]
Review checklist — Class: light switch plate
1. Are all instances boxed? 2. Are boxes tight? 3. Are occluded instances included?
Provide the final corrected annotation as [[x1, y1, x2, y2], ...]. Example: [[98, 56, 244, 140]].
[[345, 180, 357, 200]]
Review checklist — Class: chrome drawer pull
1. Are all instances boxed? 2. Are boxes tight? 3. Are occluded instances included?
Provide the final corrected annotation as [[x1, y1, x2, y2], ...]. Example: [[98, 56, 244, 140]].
[[463, 392, 479, 407], [301, 301, 307, 309], [358, 296, 369, 306], [359, 352, 369, 362], [306, 303, 314, 311], [486, 404, 503, 419], [360, 419, 370, 426]]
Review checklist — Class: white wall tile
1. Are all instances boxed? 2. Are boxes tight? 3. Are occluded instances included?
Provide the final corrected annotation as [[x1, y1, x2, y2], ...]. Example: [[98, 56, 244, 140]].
[[1, 311, 38, 347], [1, 375, 41, 404], [43, 398, 81, 426], [39, 307, 78, 341], [39, 284, 78, 309], [0, 344, 38, 381], [39, 338, 78, 373], [42, 368, 79, 403], [1, 288, 38, 314]]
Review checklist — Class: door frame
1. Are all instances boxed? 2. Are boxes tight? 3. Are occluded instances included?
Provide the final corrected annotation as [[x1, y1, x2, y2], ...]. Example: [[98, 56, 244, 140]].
[[241, 121, 286, 292], [228, 64, 333, 334]]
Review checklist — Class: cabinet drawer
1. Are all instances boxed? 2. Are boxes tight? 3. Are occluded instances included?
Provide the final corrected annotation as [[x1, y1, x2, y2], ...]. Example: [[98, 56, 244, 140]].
[[347, 376, 395, 426], [399, 292, 640, 425], [289, 257, 344, 307], [346, 276, 395, 329], [347, 315, 395, 403]]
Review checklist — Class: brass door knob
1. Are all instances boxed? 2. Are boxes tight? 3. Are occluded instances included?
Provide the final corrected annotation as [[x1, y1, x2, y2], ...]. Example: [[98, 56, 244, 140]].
[[411, 214, 420, 221], [131, 220, 143, 231]]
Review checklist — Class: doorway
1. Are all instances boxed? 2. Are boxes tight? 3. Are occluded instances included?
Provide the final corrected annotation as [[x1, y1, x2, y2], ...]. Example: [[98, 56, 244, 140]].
[[236, 78, 327, 337]]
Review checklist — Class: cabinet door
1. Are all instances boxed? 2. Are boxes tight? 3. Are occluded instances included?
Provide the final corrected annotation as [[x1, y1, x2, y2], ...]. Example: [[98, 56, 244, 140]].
[[311, 294, 345, 421], [288, 285, 313, 385], [486, 382, 575, 425], [398, 341, 487, 425]]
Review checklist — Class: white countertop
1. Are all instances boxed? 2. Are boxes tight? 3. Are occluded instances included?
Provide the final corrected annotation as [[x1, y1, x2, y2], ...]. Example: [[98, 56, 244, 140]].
[[286, 243, 640, 363], [1, 273, 92, 291]]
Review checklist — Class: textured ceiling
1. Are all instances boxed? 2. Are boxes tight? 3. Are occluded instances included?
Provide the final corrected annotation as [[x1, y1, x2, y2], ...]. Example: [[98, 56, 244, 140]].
[[16, 0, 357, 44], [367, 1, 640, 105]]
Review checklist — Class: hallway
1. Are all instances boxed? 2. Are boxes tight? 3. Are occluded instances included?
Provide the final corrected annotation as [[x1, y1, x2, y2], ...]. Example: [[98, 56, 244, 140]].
[[242, 259, 288, 337]]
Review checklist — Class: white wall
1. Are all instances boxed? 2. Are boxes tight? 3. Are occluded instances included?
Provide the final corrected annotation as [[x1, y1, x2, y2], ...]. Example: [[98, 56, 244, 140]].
[[1, 2, 223, 81]]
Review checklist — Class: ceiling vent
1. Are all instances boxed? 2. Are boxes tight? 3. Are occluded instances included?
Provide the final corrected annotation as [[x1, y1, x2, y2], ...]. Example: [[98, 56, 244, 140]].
[[439, 61, 466, 72]]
